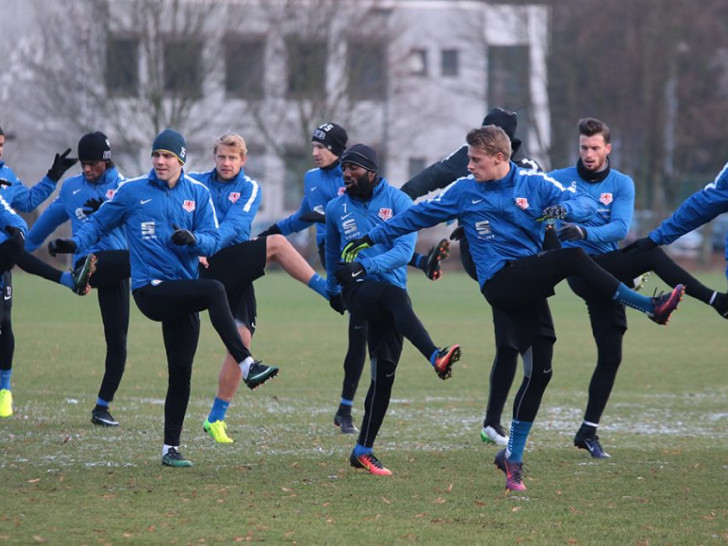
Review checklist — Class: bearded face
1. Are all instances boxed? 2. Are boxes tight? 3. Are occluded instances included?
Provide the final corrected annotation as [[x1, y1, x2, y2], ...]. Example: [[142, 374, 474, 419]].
[[343, 163, 377, 199]]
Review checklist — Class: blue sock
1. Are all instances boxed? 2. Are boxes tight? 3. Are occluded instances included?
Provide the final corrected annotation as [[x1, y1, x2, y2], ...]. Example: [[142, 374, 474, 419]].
[[307, 273, 328, 300], [415, 254, 425, 269], [353, 443, 372, 457], [208, 397, 230, 422], [0, 369, 11, 390], [506, 419, 533, 463], [96, 397, 109, 408], [340, 398, 353, 407], [613, 282, 653, 314], [428, 348, 440, 368], [60, 272, 75, 289]]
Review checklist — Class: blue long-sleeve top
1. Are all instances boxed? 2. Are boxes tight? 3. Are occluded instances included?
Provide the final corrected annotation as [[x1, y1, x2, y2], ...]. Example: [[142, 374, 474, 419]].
[[367, 163, 598, 288], [0, 193, 28, 244], [0, 160, 58, 212], [325, 178, 416, 294], [189, 167, 260, 251], [71, 169, 220, 290], [548, 165, 634, 254], [278, 163, 345, 245], [25, 167, 127, 257]]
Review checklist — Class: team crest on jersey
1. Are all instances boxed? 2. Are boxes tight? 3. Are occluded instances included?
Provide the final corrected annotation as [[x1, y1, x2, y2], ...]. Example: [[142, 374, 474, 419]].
[[515, 197, 529, 210], [228, 192, 241, 204], [599, 193, 613, 205], [182, 200, 196, 212], [106, 189, 116, 200], [378, 208, 393, 221], [337, 186, 346, 196]]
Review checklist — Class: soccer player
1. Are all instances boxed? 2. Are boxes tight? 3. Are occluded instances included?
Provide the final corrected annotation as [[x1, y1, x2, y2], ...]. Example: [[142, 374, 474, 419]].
[[0, 194, 28, 274], [0, 123, 77, 419], [190, 132, 327, 443], [22, 132, 132, 427], [49, 129, 275, 467], [328, 143, 461, 476], [342, 125, 685, 490]]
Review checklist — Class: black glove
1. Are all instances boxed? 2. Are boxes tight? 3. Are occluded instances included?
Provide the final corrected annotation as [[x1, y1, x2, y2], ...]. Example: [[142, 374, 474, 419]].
[[48, 238, 77, 257], [341, 235, 373, 263], [171, 224, 196, 246], [82, 197, 105, 215], [557, 223, 587, 242], [449, 226, 465, 241], [0, 178, 11, 188], [334, 262, 366, 288], [257, 223, 281, 237], [47, 148, 78, 182], [621, 236, 658, 254], [539, 204, 567, 221], [300, 211, 326, 224], [329, 292, 346, 315]]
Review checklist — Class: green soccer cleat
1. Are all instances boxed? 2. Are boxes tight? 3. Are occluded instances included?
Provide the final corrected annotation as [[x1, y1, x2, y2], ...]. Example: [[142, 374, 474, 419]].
[[203, 419, 234, 444], [72, 253, 97, 295], [0, 389, 13, 418], [162, 447, 193, 468]]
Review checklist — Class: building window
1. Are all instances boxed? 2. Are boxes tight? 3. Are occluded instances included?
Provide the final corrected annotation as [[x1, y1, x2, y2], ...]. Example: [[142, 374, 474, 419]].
[[225, 37, 265, 99], [286, 37, 326, 99], [164, 38, 203, 98], [348, 40, 386, 101], [409, 49, 428, 76], [106, 36, 139, 96], [488, 45, 530, 144], [408, 157, 426, 179], [441, 49, 459, 77]]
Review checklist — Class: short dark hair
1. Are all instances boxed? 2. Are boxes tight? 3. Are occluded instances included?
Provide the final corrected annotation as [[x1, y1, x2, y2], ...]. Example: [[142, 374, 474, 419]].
[[577, 117, 610, 144]]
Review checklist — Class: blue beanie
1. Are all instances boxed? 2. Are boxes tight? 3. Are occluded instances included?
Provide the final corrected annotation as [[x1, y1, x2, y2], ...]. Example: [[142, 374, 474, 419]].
[[152, 129, 187, 164]]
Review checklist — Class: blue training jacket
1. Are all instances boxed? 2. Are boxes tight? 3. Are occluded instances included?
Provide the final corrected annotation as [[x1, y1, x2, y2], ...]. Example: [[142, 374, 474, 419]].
[[0, 193, 28, 244], [71, 168, 219, 290], [25, 167, 127, 258], [367, 163, 597, 288], [325, 178, 416, 294], [0, 160, 58, 213], [278, 163, 345, 245], [548, 165, 635, 254], [190, 167, 260, 251]]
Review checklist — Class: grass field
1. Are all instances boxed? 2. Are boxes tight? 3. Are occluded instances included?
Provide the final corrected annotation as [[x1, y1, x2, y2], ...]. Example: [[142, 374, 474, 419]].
[[1, 268, 727, 544]]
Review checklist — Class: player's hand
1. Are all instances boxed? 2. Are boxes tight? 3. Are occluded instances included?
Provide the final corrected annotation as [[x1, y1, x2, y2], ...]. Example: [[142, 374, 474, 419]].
[[449, 226, 465, 241], [621, 236, 658, 254], [538, 204, 567, 222], [300, 211, 326, 224], [198, 256, 209, 268], [256, 224, 281, 238], [171, 224, 196, 246], [557, 223, 587, 241], [334, 262, 366, 287], [341, 235, 372, 262], [47, 148, 78, 181], [82, 197, 105, 215], [329, 292, 346, 314], [48, 238, 77, 256]]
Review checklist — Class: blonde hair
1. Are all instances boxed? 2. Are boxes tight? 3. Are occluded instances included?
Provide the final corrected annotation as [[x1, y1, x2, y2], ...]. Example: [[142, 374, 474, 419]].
[[466, 125, 512, 159], [213, 133, 248, 158]]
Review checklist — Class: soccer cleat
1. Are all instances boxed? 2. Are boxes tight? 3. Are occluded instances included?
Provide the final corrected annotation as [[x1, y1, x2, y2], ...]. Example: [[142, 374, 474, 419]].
[[0, 389, 13, 418], [162, 447, 193, 468], [649, 283, 685, 325], [91, 406, 119, 427], [349, 450, 392, 476], [711, 292, 728, 319], [493, 449, 526, 491], [574, 430, 611, 459], [334, 413, 358, 434], [433, 344, 461, 380], [72, 253, 97, 295], [203, 419, 234, 444], [243, 361, 279, 390], [481, 423, 508, 446], [424, 238, 450, 280]]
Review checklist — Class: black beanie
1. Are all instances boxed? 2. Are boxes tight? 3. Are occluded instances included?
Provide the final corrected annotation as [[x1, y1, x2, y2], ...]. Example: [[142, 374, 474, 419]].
[[78, 132, 111, 162], [340, 144, 378, 173], [152, 129, 187, 164], [482, 108, 518, 142], [311, 122, 348, 157]]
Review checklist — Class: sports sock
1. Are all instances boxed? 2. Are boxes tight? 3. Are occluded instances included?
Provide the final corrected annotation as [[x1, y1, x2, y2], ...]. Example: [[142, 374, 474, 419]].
[[208, 397, 230, 422], [60, 272, 75, 289], [579, 422, 598, 436], [162, 444, 178, 457], [353, 443, 372, 457], [612, 282, 654, 314], [0, 369, 11, 390], [505, 419, 532, 463], [428, 348, 440, 368], [307, 273, 328, 299], [710, 292, 728, 317], [238, 356, 254, 379], [338, 398, 353, 415], [95, 397, 109, 408]]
